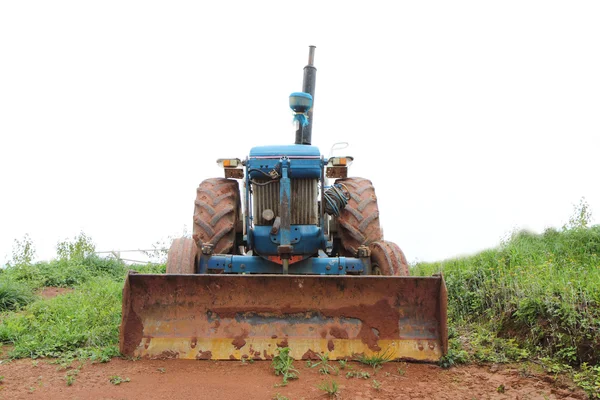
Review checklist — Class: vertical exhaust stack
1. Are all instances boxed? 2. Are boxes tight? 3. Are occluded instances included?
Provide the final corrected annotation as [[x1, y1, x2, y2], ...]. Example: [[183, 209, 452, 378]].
[[295, 45, 317, 145]]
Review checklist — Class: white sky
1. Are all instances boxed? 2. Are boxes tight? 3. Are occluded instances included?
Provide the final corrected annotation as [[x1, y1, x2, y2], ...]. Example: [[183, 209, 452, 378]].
[[1, 1, 599, 265]]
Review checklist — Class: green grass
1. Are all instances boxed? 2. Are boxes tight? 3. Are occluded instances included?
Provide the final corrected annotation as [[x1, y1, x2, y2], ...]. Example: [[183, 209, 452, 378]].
[[316, 379, 339, 397], [355, 348, 395, 370], [0, 279, 35, 311], [413, 207, 600, 397], [0, 277, 122, 359], [414, 225, 600, 366]]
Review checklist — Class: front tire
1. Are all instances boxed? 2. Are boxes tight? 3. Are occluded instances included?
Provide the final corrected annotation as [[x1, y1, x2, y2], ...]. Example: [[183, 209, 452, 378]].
[[370, 240, 410, 276], [166, 237, 197, 274], [192, 178, 240, 254], [336, 177, 383, 256]]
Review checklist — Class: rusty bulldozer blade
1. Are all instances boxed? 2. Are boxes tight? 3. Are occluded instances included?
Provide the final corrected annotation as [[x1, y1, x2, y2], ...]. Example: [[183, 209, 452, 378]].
[[120, 273, 447, 361]]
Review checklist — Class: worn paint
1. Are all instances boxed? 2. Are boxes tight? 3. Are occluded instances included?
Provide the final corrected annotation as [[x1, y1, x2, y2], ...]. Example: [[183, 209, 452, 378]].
[[119, 274, 447, 362]]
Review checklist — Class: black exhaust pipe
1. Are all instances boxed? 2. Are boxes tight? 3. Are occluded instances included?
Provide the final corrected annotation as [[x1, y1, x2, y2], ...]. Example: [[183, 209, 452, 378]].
[[295, 45, 316, 145]]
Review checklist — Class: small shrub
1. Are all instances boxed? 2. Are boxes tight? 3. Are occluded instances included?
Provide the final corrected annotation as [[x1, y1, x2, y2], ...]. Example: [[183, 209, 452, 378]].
[[9, 234, 36, 267], [573, 363, 600, 399], [271, 347, 298, 386], [346, 371, 370, 379], [56, 232, 95, 262], [308, 353, 337, 375], [439, 339, 470, 369], [109, 376, 130, 385], [355, 348, 395, 369], [372, 379, 382, 391], [397, 362, 407, 376], [0, 279, 35, 311], [317, 379, 339, 398]]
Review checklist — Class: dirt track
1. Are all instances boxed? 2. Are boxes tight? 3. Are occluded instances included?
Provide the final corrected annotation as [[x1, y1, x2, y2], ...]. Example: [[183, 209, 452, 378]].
[[0, 358, 587, 400]]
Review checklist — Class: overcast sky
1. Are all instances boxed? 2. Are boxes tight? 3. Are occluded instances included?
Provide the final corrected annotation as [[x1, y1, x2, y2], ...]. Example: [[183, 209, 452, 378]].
[[1, 1, 599, 265]]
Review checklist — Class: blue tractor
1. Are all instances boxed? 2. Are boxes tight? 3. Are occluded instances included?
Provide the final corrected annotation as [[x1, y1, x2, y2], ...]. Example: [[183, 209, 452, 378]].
[[120, 46, 447, 362], [176, 46, 407, 277]]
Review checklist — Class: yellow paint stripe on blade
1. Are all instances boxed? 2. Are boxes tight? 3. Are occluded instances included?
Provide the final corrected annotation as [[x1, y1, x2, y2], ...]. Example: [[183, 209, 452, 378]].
[[135, 338, 443, 362]]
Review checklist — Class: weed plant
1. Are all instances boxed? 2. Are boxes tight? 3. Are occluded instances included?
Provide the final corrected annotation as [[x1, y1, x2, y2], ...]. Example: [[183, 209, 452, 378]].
[[355, 348, 395, 370], [317, 379, 339, 397], [0, 279, 35, 311], [271, 347, 299, 386]]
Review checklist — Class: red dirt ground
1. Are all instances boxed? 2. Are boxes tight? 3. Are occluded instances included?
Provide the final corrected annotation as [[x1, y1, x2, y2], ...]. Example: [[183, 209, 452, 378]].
[[0, 358, 587, 400], [36, 287, 73, 299]]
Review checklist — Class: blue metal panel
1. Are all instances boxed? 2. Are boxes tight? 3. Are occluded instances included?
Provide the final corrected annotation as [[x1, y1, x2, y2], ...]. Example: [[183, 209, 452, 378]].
[[249, 145, 321, 157], [279, 159, 291, 249], [248, 145, 322, 179], [253, 225, 324, 255], [199, 254, 366, 275]]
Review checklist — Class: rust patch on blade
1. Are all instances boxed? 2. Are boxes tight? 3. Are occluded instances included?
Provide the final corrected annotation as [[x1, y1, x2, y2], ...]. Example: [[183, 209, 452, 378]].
[[196, 350, 212, 360], [210, 299, 399, 351], [302, 349, 320, 360], [121, 310, 144, 355], [336, 299, 398, 351], [329, 327, 349, 339], [327, 340, 335, 352], [150, 350, 179, 360], [232, 336, 247, 350]]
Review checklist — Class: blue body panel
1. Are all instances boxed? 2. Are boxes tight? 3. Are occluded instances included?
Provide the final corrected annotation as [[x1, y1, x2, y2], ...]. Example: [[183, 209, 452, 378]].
[[199, 254, 366, 275], [252, 225, 325, 255], [247, 144, 322, 179], [249, 144, 321, 158]]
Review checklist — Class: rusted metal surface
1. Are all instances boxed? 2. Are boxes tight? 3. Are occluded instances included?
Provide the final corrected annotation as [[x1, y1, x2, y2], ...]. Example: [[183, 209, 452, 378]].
[[326, 166, 348, 179], [224, 168, 244, 179], [120, 274, 447, 362]]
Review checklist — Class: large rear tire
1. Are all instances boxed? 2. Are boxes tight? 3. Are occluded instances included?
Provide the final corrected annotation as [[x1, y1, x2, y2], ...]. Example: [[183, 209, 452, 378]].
[[166, 237, 197, 274], [336, 177, 383, 256], [193, 178, 240, 254], [370, 240, 410, 276]]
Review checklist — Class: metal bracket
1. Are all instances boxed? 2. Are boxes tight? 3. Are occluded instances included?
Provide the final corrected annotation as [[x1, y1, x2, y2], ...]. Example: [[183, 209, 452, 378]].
[[326, 166, 348, 179], [357, 245, 372, 275], [201, 243, 214, 255], [225, 168, 244, 179]]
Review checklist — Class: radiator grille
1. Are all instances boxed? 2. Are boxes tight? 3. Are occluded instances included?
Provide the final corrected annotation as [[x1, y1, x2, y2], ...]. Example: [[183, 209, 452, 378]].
[[253, 179, 318, 225]]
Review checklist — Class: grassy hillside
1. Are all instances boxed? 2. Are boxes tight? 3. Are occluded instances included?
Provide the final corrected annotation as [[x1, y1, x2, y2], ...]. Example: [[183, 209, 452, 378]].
[[1, 205, 599, 396], [0, 233, 164, 361], [413, 203, 600, 396]]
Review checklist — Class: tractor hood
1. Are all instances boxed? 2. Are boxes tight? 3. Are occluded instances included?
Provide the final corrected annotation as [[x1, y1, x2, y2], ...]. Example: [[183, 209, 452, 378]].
[[249, 144, 321, 158]]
